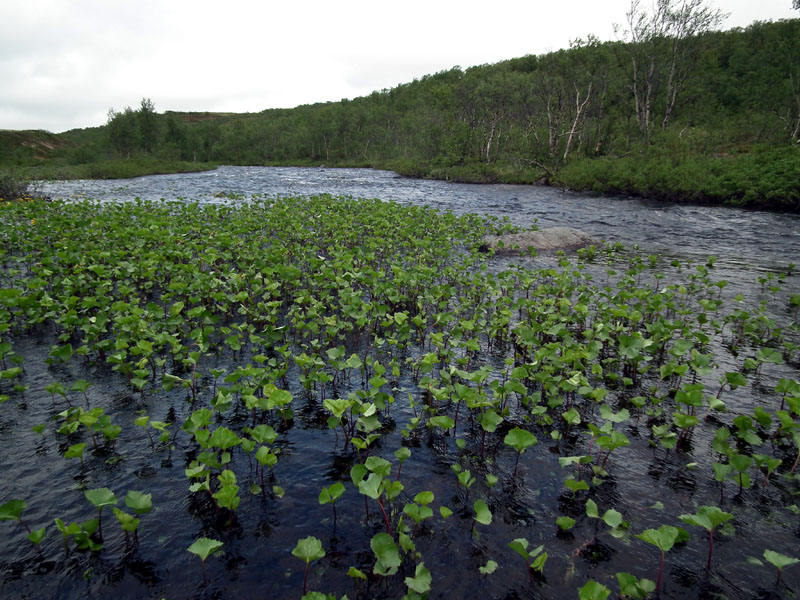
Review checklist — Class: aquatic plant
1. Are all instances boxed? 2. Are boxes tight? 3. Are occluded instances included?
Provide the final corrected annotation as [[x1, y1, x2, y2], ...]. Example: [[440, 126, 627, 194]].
[[503, 426, 538, 478], [762, 549, 799, 584], [635, 525, 689, 592], [84, 488, 116, 541], [678, 505, 733, 569], [188, 537, 223, 585], [292, 536, 325, 595]]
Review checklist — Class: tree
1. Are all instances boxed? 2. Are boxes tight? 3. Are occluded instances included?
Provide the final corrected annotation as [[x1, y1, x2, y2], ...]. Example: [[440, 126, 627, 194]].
[[617, 0, 727, 142], [106, 107, 139, 158], [138, 98, 159, 154]]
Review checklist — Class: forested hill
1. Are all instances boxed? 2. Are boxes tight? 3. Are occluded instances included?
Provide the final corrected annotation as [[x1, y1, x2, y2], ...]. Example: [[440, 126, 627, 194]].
[[3, 18, 799, 209]]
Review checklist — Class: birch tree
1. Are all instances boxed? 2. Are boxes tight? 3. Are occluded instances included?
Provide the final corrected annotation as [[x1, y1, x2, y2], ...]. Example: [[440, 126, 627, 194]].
[[617, 0, 726, 142]]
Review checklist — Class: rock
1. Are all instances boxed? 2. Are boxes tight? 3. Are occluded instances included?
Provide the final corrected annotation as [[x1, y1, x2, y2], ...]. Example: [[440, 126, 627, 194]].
[[482, 227, 598, 254]]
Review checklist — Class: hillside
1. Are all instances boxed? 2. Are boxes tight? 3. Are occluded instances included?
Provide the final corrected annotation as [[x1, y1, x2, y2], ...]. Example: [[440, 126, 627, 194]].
[[1, 18, 799, 209]]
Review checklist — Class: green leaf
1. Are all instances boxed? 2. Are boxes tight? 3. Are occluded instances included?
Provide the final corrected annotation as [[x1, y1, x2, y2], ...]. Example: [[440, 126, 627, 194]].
[[188, 537, 223, 561], [414, 491, 434, 506], [565, 478, 589, 494], [616, 572, 655, 599], [503, 426, 538, 453], [347, 566, 367, 580], [292, 536, 325, 563], [579, 580, 611, 600], [64, 442, 87, 460], [763, 549, 799, 571], [358, 472, 383, 500], [556, 516, 576, 531], [124, 490, 153, 515], [27, 527, 46, 545], [371, 532, 401, 570], [403, 502, 434, 524], [404, 562, 432, 594], [473, 499, 492, 525], [394, 446, 411, 463], [602, 509, 623, 529], [365, 456, 392, 477], [635, 525, 686, 552], [429, 415, 455, 430], [678, 505, 733, 532], [84, 488, 117, 509], [255, 446, 278, 468], [508, 537, 530, 560], [480, 410, 503, 433], [479, 559, 499, 575], [111, 507, 140, 532], [319, 482, 345, 506], [208, 426, 240, 450]]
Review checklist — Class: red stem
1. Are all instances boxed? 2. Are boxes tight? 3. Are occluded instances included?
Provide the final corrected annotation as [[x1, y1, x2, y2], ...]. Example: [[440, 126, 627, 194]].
[[707, 530, 714, 570], [377, 497, 392, 536]]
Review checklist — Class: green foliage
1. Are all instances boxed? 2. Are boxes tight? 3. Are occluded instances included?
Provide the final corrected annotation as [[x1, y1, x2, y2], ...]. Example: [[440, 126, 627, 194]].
[[292, 536, 325, 563], [4, 20, 800, 208], [188, 537, 223, 561]]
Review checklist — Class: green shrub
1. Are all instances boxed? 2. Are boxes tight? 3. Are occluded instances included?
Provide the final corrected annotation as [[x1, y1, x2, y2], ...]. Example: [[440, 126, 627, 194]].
[[0, 173, 37, 201]]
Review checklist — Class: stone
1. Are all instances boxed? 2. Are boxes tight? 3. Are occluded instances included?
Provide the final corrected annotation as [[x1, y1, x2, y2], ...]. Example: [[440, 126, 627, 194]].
[[482, 227, 598, 254]]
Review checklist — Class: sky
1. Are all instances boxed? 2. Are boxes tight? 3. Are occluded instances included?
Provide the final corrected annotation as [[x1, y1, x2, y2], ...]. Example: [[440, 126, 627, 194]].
[[1, 0, 796, 133]]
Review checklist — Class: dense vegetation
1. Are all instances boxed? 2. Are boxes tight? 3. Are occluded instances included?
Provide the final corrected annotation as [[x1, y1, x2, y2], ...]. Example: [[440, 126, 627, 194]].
[[0, 195, 798, 598], [2, 15, 799, 209]]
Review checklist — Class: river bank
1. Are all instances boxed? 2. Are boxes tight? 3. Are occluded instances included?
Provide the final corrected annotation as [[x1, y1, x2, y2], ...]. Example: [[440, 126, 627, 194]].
[[8, 144, 796, 212]]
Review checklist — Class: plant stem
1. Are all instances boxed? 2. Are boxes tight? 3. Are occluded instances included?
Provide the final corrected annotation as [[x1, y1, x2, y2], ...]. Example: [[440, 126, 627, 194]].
[[707, 530, 714, 570], [377, 497, 392, 536], [302, 561, 311, 595]]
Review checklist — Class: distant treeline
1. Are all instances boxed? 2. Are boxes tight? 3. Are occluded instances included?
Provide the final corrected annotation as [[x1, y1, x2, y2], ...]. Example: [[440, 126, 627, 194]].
[[2, 16, 799, 209]]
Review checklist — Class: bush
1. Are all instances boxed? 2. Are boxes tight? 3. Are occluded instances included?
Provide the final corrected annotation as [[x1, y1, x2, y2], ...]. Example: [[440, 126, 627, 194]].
[[0, 173, 37, 201]]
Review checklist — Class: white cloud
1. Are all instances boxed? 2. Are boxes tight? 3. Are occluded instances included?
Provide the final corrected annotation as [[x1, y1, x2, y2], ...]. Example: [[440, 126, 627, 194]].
[[0, 0, 795, 132]]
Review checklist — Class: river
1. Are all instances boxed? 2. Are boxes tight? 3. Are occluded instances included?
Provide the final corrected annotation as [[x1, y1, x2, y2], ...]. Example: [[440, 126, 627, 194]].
[[6, 165, 794, 599], [41, 165, 800, 276]]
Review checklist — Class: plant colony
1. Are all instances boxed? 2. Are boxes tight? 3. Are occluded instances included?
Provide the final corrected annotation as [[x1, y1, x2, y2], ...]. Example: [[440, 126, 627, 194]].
[[0, 195, 798, 598]]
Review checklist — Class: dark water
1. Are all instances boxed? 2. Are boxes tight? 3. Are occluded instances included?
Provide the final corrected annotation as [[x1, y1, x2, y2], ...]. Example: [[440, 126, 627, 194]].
[[0, 167, 794, 598]]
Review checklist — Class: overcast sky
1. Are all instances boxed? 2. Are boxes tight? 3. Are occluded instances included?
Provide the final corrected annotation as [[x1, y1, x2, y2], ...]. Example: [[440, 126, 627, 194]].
[[1, 0, 796, 133]]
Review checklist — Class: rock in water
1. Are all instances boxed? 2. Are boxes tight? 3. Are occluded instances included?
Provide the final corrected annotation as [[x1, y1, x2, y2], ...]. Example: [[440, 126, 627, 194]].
[[482, 227, 597, 253]]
